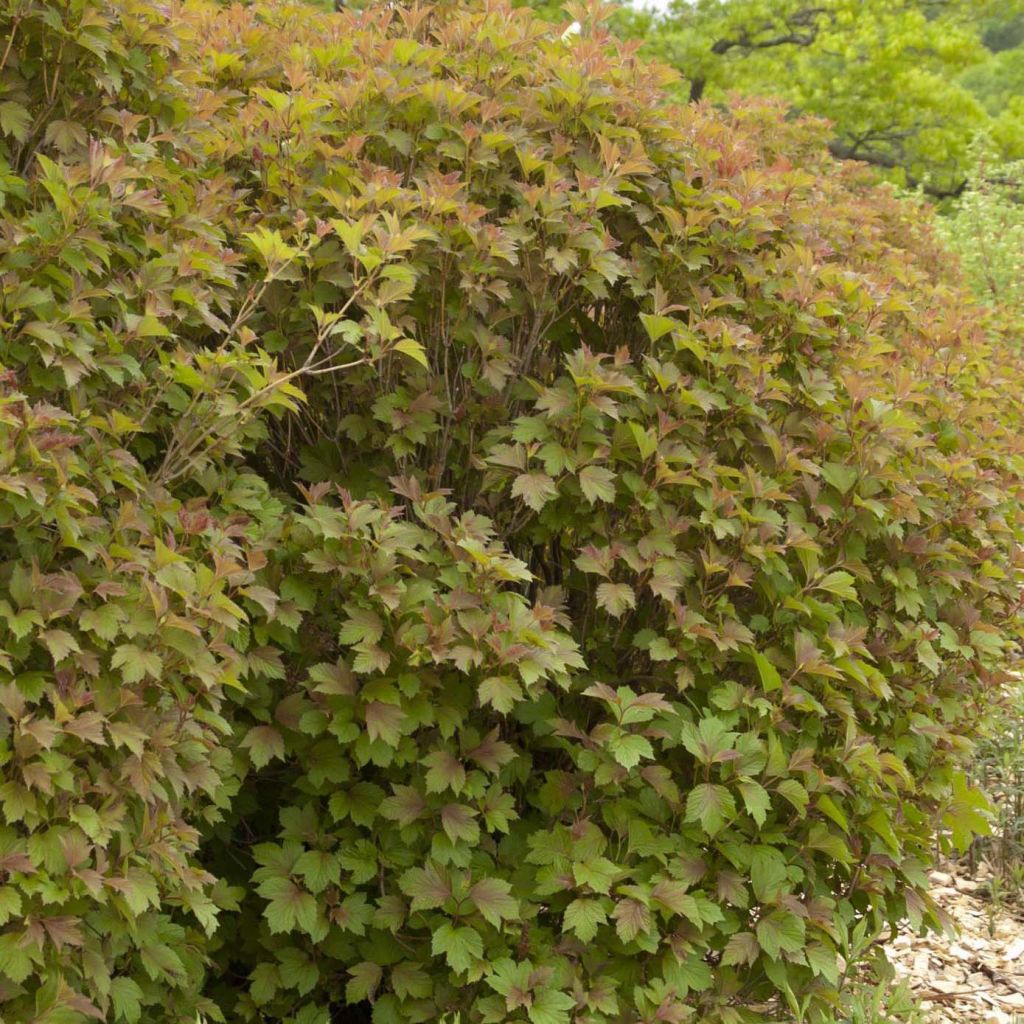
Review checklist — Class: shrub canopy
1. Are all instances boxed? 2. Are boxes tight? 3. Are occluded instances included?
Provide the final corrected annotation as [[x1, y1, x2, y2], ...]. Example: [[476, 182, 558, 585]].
[[0, 2, 1022, 1023]]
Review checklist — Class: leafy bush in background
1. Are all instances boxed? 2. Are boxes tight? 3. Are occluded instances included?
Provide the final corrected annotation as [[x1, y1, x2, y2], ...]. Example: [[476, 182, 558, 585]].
[[0, 2, 1022, 1023], [935, 143, 1024, 318]]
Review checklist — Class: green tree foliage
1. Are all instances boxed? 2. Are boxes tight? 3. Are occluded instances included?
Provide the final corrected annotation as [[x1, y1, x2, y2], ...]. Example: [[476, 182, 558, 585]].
[[613, 0, 1024, 197], [981, 8, 1024, 50], [960, 46, 1024, 122], [0, 1, 1022, 1023]]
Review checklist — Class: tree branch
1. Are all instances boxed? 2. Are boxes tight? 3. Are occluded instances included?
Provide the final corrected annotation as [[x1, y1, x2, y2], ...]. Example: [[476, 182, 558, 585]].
[[689, 6, 830, 102], [827, 140, 968, 199], [710, 28, 820, 56]]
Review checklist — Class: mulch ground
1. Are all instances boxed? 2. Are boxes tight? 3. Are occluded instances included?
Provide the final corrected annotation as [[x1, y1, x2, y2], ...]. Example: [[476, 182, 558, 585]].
[[886, 863, 1024, 1023]]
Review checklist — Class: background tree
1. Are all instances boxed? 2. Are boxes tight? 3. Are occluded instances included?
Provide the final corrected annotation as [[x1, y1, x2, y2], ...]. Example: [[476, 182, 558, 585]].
[[959, 9, 1024, 148], [606, 0, 1024, 197]]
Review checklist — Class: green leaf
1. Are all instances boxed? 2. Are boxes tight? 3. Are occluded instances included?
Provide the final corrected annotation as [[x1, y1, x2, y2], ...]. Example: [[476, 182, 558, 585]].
[[639, 312, 679, 342], [629, 421, 658, 459], [595, 581, 636, 618], [816, 570, 858, 601], [242, 725, 286, 769], [485, 957, 531, 999], [78, 605, 121, 641], [755, 911, 805, 959], [135, 314, 171, 338], [379, 785, 426, 826], [607, 731, 653, 769], [250, 963, 278, 1006], [917, 638, 941, 675], [337, 843, 378, 884], [258, 877, 319, 935], [111, 643, 162, 682], [816, 793, 849, 833], [110, 977, 144, 1023], [750, 847, 789, 903], [821, 462, 858, 494], [650, 880, 702, 925], [806, 822, 853, 863], [278, 947, 319, 995], [679, 716, 737, 765], [512, 471, 557, 512], [611, 897, 651, 942], [775, 778, 808, 815], [750, 650, 782, 692], [738, 780, 771, 826], [335, 892, 374, 935], [423, 751, 467, 794], [1, 605, 41, 641], [578, 465, 616, 504], [721, 932, 760, 967], [431, 922, 483, 974], [391, 961, 433, 1000], [528, 987, 576, 1024], [399, 864, 451, 911], [245, 226, 299, 269], [109, 869, 160, 915], [365, 701, 405, 746], [944, 772, 992, 853], [339, 607, 384, 645], [394, 338, 429, 369], [469, 877, 518, 926], [346, 961, 383, 1003], [563, 897, 607, 942], [664, 955, 713, 993], [42, 629, 80, 663], [685, 783, 736, 837], [806, 943, 840, 985], [441, 803, 479, 844], [572, 856, 619, 894], [294, 850, 341, 894], [478, 676, 523, 713], [44, 119, 88, 153], [0, 932, 32, 982], [0, 102, 30, 141], [0, 887, 19, 926]]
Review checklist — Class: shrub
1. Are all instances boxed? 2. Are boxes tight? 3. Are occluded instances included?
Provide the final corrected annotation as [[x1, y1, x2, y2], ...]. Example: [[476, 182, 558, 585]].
[[0, 2, 1022, 1023]]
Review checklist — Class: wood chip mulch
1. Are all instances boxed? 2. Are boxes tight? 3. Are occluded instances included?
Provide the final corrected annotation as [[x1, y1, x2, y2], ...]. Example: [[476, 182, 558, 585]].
[[886, 865, 1024, 1023]]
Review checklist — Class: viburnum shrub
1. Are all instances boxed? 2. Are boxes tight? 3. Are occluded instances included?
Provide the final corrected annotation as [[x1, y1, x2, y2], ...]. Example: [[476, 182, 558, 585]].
[[0, 1, 1022, 1023]]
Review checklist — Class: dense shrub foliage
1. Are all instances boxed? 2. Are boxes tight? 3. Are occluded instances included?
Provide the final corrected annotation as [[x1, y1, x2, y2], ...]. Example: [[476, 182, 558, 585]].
[[0, 2, 1022, 1023]]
